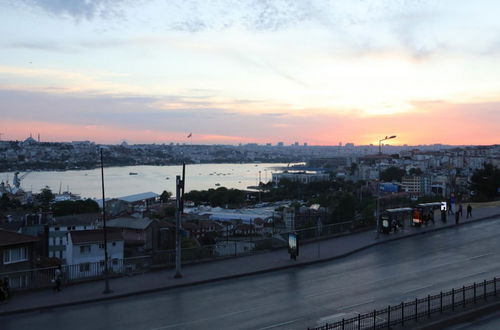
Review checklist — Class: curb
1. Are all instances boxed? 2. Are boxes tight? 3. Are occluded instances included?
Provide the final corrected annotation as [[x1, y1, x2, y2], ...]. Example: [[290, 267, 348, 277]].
[[2, 212, 499, 317]]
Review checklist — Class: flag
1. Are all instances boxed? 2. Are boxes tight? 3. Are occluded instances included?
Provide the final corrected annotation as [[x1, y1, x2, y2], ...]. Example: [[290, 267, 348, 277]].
[[187, 133, 192, 138]]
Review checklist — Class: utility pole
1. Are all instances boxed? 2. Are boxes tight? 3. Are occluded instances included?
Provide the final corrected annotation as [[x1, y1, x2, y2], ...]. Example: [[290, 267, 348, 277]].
[[100, 148, 112, 294], [174, 163, 185, 278]]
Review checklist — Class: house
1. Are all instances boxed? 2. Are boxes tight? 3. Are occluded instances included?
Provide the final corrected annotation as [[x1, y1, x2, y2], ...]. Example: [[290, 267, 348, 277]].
[[66, 229, 123, 279], [97, 192, 159, 216], [105, 217, 158, 256], [47, 213, 100, 262], [234, 223, 255, 236], [0, 229, 40, 289]]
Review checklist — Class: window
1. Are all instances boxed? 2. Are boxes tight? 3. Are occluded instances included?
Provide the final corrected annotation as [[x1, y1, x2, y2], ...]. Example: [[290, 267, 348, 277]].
[[112, 259, 119, 265], [54, 227, 60, 231], [79, 263, 90, 272], [79, 245, 91, 254], [7, 275, 28, 289], [3, 247, 28, 264], [99, 243, 105, 249], [112, 242, 116, 246], [66, 226, 71, 231]]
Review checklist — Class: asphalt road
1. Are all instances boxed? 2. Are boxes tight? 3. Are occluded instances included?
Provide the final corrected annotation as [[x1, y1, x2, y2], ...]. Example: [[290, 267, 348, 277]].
[[2, 217, 500, 330], [445, 309, 500, 330]]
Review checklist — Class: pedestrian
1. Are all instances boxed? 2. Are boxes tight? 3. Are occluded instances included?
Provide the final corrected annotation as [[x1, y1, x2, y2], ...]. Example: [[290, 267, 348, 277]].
[[53, 266, 62, 292], [455, 211, 460, 225], [3, 277, 9, 300], [467, 204, 472, 218], [0, 279, 6, 303], [441, 209, 447, 223], [458, 203, 463, 217]]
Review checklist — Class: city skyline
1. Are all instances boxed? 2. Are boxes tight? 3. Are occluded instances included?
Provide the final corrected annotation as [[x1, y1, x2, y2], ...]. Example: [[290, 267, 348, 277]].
[[1, 1, 500, 145]]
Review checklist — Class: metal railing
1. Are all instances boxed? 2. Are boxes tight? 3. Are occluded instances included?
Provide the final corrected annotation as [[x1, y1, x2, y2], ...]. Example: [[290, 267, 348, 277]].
[[309, 277, 499, 330], [0, 220, 357, 292]]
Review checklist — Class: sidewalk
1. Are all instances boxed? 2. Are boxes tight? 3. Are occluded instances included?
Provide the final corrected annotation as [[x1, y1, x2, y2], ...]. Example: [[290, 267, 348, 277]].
[[1, 205, 500, 316]]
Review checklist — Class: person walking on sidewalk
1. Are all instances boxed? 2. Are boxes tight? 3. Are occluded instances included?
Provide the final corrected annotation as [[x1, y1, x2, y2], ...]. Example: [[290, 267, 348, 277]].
[[53, 266, 63, 292], [467, 204, 472, 218], [458, 203, 463, 218], [455, 211, 460, 225], [0, 278, 9, 303]]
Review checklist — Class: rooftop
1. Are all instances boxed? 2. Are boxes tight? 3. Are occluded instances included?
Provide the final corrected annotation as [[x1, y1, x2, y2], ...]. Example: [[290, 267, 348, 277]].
[[52, 213, 101, 226], [106, 217, 153, 230], [116, 192, 159, 203], [0, 229, 39, 247]]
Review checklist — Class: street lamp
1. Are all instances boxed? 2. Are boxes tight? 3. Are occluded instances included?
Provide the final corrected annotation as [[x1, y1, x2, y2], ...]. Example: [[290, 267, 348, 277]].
[[379, 135, 396, 155], [100, 148, 112, 294], [376, 135, 396, 239]]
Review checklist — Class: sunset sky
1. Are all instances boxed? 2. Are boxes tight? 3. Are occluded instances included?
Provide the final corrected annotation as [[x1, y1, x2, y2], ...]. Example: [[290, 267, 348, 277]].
[[1, 0, 499, 145]]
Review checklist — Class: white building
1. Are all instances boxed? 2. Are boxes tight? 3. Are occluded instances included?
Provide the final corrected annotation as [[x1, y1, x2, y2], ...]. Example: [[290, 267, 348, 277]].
[[272, 172, 330, 185], [47, 213, 100, 262], [66, 229, 124, 279]]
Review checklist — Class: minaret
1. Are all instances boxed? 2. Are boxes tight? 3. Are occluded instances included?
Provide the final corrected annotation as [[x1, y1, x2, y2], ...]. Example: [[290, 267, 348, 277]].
[[38, 133, 40, 142]]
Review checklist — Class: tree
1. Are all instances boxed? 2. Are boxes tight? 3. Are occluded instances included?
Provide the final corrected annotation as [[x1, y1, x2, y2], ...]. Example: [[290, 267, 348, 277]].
[[0, 193, 10, 210], [470, 163, 500, 201], [409, 168, 423, 176], [38, 187, 54, 209], [349, 162, 358, 176], [160, 190, 172, 203], [380, 166, 406, 182], [52, 199, 100, 216], [332, 193, 357, 222]]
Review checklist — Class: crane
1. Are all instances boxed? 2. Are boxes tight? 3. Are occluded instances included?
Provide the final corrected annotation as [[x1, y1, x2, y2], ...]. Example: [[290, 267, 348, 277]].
[[13, 171, 30, 189]]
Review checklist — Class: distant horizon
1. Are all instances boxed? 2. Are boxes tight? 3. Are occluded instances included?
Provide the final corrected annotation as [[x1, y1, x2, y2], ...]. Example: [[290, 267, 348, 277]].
[[2, 135, 497, 148]]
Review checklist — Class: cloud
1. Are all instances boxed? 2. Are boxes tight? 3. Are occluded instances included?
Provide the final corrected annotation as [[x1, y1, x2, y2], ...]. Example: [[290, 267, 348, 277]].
[[1, 88, 499, 145], [5, 41, 75, 53], [14, 0, 130, 20]]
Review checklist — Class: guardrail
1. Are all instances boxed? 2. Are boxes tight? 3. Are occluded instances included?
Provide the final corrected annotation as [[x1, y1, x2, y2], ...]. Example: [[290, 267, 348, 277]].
[[309, 277, 499, 330]]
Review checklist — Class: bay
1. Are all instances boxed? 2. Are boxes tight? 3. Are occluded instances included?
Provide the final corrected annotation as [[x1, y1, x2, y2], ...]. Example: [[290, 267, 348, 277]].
[[0, 163, 288, 199]]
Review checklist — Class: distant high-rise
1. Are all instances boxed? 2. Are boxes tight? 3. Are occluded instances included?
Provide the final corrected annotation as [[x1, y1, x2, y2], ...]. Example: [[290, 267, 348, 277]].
[[277, 142, 284, 147]]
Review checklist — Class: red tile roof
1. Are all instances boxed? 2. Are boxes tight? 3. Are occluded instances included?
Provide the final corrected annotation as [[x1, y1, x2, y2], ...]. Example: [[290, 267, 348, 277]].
[[0, 229, 39, 247]]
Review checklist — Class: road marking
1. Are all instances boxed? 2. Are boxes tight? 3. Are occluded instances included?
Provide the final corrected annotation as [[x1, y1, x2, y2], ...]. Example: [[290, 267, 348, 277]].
[[404, 284, 433, 294], [147, 306, 264, 330], [256, 318, 303, 330], [338, 299, 375, 311], [463, 271, 488, 278], [469, 253, 493, 260], [318, 313, 346, 323]]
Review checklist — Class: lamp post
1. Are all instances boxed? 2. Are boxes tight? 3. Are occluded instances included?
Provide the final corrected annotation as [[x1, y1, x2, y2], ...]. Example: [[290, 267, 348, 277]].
[[379, 135, 396, 155], [100, 148, 112, 294], [376, 135, 396, 239], [174, 163, 186, 279]]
